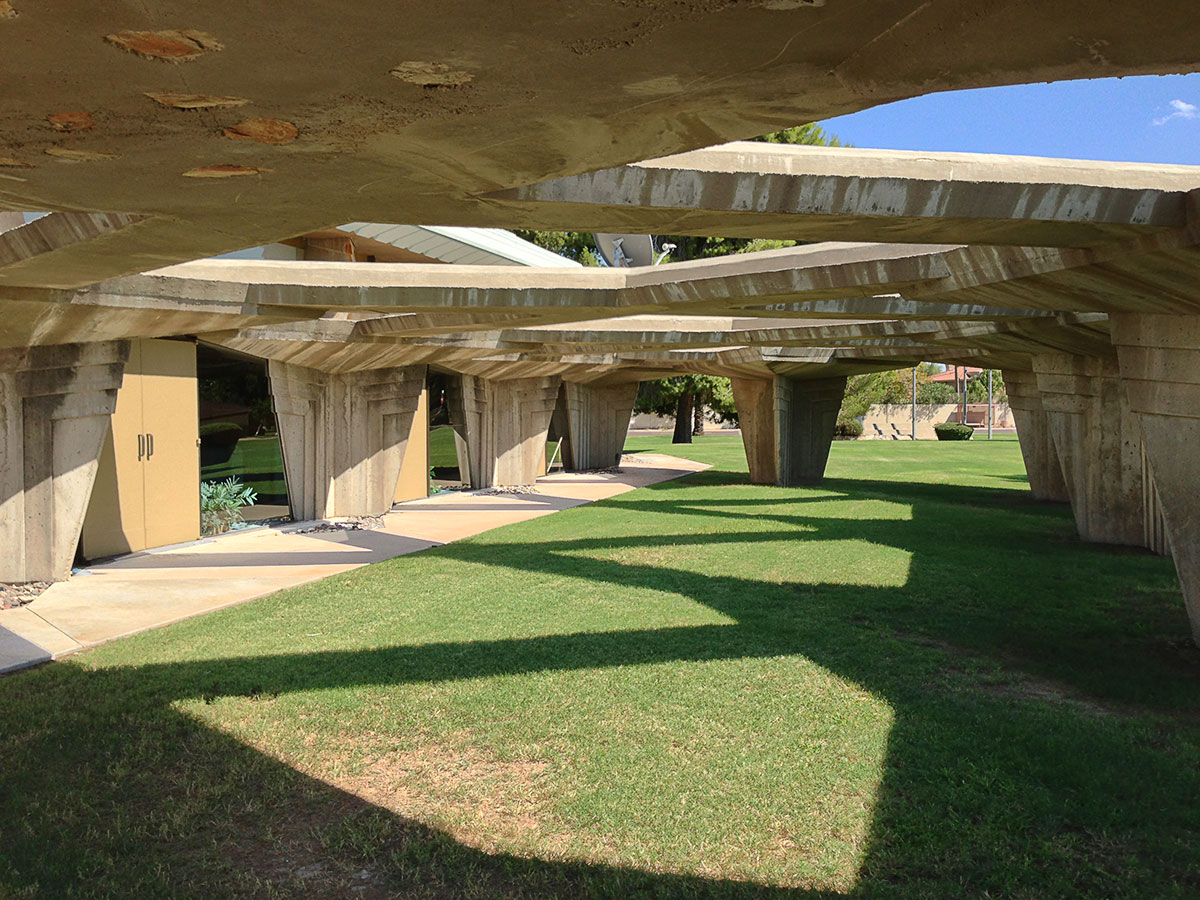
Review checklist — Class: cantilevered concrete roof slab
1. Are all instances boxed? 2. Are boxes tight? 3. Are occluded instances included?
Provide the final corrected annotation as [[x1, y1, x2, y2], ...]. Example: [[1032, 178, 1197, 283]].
[[1, 2, 1199, 289], [484, 144, 1200, 247]]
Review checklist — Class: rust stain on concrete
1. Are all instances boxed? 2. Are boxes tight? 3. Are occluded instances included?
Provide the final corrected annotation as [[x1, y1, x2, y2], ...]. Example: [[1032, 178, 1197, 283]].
[[390, 61, 474, 87], [222, 118, 299, 144], [45, 148, 121, 162], [182, 165, 272, 178], [104, 29, 223, 62], [47, 111, 94, 132], [146, 92, 250, 110]]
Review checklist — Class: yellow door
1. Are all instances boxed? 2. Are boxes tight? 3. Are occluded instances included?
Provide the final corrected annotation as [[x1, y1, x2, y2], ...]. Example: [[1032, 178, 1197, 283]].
[[140, 340, 200, 548], [81, 339, 200, 559], [82, 342, 146, 558]]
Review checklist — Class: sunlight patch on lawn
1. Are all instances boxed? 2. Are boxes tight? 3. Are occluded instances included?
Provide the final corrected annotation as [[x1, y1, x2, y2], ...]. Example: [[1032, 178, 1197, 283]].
[[560, 539, 913, 591], [659, 497, 913, 523], [182, 651, 894, 893]]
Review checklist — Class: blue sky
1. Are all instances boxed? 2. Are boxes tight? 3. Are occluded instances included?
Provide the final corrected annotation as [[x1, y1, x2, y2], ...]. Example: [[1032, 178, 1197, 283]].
[[821, 74, 1200, 164]]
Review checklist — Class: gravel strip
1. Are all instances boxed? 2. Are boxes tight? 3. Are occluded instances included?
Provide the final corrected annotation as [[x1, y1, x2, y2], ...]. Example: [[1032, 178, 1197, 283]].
[[0, 582, 51, 610]]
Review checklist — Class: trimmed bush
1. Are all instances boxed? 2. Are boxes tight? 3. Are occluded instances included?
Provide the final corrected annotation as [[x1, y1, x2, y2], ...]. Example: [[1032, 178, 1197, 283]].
[[834, 419, 864, 439], [200, 421, 244, 442], [200, 422, 245, 467], [934, 422, 974, 441]]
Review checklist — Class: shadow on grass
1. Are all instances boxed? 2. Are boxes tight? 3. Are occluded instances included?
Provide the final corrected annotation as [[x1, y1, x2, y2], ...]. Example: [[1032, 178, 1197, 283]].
[[2, 466, 1198, 897]]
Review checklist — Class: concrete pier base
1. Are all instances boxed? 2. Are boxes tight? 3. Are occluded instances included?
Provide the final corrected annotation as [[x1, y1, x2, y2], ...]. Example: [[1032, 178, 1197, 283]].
[[732, 374, 846, 487], [1003, 368, 1070, 502], [269, 362, 426, 520], [561, 381, 638, 471], [454, 375, 562, 488], [730, 377, 777, 485], [1111, 313, 1200, 645], [0, 342, 129, 582], [1033, 354, 1146, 547]]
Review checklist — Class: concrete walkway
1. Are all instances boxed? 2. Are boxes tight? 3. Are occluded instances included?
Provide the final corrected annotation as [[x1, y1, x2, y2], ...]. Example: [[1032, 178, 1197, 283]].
[[0, 454, 707, 674]]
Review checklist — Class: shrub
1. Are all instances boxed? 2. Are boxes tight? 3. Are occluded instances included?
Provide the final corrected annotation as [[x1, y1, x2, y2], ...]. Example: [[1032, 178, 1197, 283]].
[[834, 419, 863, 439], [916, 382, 955, 404], [200, 477, 258, 535], [934, 422, 974, 441]]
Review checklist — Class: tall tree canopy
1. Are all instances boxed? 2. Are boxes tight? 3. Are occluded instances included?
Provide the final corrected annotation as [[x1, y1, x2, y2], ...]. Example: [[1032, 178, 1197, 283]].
[[634, 376, 737, 444]]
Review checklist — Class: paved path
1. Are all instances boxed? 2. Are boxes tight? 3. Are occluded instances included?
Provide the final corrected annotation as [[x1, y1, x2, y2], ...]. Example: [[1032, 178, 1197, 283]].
[[0, 454, 707, 674]]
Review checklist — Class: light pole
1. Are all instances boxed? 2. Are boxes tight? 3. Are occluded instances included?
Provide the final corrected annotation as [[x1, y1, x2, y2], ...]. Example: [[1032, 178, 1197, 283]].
[[960, 366, 967, 426], [911, 366, 917, 440], [987, 369, 994, 440]]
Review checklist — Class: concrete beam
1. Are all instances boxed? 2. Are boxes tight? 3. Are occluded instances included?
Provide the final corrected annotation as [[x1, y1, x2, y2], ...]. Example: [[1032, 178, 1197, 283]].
[[0, 213, 149, 288], [486, 144, 1195, 248], [269, 361, 426, 520], [0, 341, 128, 582], [1110, 313, 1200, 645]]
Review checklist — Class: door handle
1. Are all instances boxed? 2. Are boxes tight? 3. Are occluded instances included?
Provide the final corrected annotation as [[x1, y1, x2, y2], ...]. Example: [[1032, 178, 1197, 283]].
[[146, 432, 154, 460], [138, 433, 145, 461]]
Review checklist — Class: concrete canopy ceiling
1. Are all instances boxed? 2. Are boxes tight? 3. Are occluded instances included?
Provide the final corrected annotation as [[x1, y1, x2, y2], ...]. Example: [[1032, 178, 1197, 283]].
[[2, 1, 1200, 288]]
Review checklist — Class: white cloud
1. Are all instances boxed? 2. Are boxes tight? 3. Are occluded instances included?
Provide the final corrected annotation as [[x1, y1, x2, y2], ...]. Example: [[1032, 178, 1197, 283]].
[[1153, 99, 1199, 126]]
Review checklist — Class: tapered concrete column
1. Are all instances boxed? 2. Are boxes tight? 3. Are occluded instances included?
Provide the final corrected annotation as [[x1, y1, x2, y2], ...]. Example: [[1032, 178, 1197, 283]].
[[1033, 354, 1145, 546], [269, 362, 425, 520], [730, 377, 777, 484], [561, 381, 637, 471], [1002, 369, 1069, 502], [1111, 313, 1200, 644], [732, 374, 846, 487], [454, 375, 561, 488], [0, 341, 129, 582]]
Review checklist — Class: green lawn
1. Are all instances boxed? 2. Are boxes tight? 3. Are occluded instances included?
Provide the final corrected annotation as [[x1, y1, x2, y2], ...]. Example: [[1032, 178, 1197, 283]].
[[429, 425, 460, 470], [3, 435, 1198, 898], [201, 435, 289, 505]]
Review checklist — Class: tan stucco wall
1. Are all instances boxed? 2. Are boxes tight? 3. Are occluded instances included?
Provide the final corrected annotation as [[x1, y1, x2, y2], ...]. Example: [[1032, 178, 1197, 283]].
[[861, 403, 1013, 440], [394, 385, 430, 503]]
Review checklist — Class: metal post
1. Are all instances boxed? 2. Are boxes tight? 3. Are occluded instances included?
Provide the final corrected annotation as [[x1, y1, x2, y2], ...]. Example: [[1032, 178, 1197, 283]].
[[960, 366, 967, 426], [911, 366, 917, 440], [987, 369, 993, 440]]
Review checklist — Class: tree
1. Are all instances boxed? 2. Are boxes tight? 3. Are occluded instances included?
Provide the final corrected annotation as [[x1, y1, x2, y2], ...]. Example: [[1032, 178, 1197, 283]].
[[753, 123, 845, 148], [509, 230, 603, 265], [837, 370, 913, 427], [635, 376, 736, 444], [966, 369, 1006, 404], [916, 381, 955, 404]]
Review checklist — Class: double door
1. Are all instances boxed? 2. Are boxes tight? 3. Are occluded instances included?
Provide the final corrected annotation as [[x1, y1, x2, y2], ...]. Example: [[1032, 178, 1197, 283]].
[[82, 339, 200, 559]]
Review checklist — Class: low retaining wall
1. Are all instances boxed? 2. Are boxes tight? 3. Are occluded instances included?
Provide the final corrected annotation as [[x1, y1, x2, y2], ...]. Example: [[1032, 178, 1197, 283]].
[[861, 403, 1013, 440]]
